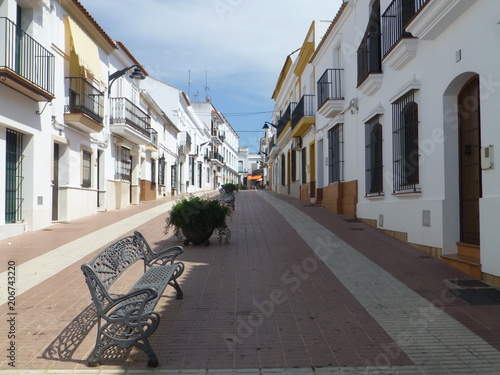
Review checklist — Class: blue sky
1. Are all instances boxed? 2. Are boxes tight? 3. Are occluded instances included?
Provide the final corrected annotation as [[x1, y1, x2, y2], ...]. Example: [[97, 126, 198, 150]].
[[81, 0, 344, 152]]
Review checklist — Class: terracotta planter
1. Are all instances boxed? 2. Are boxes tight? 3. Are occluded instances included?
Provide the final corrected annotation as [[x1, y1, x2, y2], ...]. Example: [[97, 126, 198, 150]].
[[181, 228, 214, 246]]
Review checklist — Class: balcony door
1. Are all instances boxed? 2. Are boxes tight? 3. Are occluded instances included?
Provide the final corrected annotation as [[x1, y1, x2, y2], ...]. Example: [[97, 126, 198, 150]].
[[458, 76, 482, 245]]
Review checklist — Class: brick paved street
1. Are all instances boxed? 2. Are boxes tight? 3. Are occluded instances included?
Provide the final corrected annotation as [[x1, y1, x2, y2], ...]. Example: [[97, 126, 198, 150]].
[[1, 190, 500, 374]]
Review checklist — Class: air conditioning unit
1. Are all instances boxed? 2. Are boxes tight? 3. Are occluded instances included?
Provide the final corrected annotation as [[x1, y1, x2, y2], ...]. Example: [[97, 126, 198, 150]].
[[292, 137, 302, 151]]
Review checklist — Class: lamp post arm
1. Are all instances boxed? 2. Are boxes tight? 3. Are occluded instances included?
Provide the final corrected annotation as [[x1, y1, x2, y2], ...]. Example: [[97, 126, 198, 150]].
[[108, 64, 140, 95]]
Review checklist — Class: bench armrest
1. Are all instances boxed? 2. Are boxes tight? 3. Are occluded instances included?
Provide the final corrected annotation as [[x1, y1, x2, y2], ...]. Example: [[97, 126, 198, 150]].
[[147, 245, 184, 267], [134, 230, 184, 267], [105, 287, 159, 317]]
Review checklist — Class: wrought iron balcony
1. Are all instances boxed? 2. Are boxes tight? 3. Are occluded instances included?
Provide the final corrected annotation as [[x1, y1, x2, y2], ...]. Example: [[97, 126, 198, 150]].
[[210, 151, 224, 164], [276, 102, 297, 139], [109, 97, 151, 144], [146, 128, 158, 150], [291, 95, 315, 136], [64, 77, 104, 132], [0, 17, 55, 101], [317, 69, 345, 118], [381, 0, 417, 57]]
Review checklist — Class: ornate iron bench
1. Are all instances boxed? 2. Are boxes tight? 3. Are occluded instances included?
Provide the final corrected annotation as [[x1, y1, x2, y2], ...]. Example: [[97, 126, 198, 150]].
[[81, 230, 184, 367], [219, 187, 235, 210]]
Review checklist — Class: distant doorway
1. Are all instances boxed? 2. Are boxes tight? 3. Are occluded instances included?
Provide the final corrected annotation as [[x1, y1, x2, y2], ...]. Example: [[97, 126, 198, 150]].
[[458, 76, 481, 245]]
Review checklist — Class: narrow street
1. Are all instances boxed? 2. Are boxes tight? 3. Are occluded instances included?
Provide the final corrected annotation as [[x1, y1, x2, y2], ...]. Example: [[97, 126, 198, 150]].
[[1, 190, 500, 374]]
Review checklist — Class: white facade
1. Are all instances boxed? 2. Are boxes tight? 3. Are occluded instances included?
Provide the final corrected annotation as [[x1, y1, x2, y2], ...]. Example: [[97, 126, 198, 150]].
[[0, 0, 238, 240], [269, 0, 500, 280]]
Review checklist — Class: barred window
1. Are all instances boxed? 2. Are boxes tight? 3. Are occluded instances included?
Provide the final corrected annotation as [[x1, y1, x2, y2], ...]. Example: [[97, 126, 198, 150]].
[[151, 159, 156, 185], [82, 150, 92, 188], [158, 157, 166, 185], [392, 90, 419, 192], [291, 149, 297, 182], [281, 154, 286, 186], [365, 118, 383, 195], [328, 124, 344, 183], [301, 147, 307, 184], [116, 146, 131, 181]]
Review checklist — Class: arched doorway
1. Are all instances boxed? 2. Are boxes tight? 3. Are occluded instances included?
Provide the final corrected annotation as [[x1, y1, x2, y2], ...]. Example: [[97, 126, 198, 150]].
[[458, 76, 482, 246]]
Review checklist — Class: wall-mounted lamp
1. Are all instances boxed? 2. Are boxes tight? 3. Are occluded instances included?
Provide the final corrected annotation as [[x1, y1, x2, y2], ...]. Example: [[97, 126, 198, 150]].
[[262, 121, 277, 130], [348, 98, 358, 114], [108, 64, 146, 94]]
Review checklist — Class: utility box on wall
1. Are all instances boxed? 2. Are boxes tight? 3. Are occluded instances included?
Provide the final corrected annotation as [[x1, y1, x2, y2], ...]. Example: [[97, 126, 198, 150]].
[[481, 145, 494, 170]]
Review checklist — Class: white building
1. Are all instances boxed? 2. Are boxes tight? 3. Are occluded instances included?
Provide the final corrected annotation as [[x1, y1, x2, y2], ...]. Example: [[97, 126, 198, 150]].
[[269, 0, 500, 283], [0, 0, 238, 240]]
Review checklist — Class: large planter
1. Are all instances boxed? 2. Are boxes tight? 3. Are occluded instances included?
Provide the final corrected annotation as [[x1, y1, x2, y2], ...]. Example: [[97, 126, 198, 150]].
[[182, 228, 214, 246]]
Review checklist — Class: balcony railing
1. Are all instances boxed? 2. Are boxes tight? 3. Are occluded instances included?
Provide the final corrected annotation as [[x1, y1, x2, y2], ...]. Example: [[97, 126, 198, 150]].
[[0, 17, 55, 96], [147, 127, 158, 149], [109, 97, 151, 137], [276, 102, 297, 139], [381, 0, 417, 57], [317, 69, 344, 109], [65, 77, 104, 123], [178, 131, 192, 150], [210, 151, 224, 163], [292, 95, 315, 129], [357, 32, 382, 87]]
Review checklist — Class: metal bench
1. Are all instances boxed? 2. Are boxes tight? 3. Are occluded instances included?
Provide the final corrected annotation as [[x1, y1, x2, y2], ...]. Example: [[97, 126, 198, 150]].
[[219, 187, 235, 210], [81, 230, 184, 367]]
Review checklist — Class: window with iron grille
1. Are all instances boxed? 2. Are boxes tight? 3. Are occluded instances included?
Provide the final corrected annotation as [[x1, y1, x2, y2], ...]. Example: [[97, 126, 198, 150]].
[[151, 160, 156, 185], [5, 129, 24, 223], [158, 157, 166, 185], [301, 147, 307, 184], [198, 162, 202, 188], [291, 149, 297, 182], [82, 150, 92, 188], [328, 124, 344, 183], [190, 156, 195, 186], [392, 90, 419, 192], [281, 154, 286, 186], [365, 117, 383, 195], [171, 164, 178, 191], [115, 146, 131, 181]]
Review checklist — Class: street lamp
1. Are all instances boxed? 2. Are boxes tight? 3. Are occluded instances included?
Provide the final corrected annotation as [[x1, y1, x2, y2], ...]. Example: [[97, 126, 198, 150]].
[[262, 121, 277, 130], [108, 64, 146, 94]]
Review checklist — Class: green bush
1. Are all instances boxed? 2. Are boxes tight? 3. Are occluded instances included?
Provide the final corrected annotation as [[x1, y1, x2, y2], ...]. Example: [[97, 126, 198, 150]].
[[165, 195, 232, 245]]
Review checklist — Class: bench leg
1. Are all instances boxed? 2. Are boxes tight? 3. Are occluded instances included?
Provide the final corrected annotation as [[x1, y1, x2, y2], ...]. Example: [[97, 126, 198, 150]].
[[169, 279, 184, 299], [88, 331, 114, 367], [134, 339, 159, 367]]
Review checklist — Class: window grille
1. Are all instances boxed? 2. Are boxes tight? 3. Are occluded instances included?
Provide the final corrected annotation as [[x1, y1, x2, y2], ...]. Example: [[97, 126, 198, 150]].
[[291, 149, 297, 182], [301, 147, 307, 184], [365, 118, 383, 195], [82, 150, 91, 188], [115, 146, 131, 181], [5, 129, 24, 223], [281, 154, 286, 186], [392, 90, 419, 192], [328, 124, 344, 183], [158, 157, 166, 185], [151, 160, 156, 185]]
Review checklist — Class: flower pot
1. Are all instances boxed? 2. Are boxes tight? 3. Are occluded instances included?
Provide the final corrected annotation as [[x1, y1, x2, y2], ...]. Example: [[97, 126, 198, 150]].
[[182, 228, 214, 246]]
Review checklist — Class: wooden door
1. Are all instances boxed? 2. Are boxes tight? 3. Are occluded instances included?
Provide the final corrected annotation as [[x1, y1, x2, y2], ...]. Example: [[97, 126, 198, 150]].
[[458, 76, 481, 245]]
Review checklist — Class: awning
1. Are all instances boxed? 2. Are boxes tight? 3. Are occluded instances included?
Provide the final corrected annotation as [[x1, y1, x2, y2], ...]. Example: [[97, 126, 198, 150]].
[[247, 175, 263, 181], [65, 16, 105, 84]]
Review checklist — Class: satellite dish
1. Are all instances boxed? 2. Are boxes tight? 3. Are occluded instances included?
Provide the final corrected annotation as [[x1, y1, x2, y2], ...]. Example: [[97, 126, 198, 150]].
[[206, 95, 212, 102]]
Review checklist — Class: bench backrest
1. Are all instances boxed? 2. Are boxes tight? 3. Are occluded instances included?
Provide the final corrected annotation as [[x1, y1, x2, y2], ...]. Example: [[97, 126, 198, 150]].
[[88, 234, 145, 290]]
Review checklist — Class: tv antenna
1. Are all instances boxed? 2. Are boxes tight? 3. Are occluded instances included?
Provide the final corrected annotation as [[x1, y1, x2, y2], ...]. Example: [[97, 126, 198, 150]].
[[187, 70, 192, 97], [205, 71, 212, 102]]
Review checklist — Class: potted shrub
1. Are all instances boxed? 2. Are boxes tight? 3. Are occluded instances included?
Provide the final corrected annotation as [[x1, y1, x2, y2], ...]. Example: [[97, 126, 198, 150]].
[[222, 183, 238, 194], [165, 195, 232, 246]]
